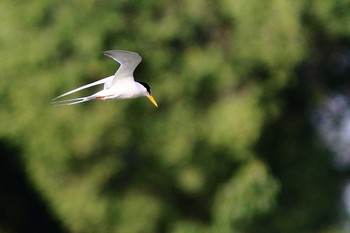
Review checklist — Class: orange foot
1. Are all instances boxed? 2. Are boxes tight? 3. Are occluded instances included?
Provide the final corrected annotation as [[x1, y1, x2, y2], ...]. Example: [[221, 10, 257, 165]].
[[96, 96, 105, 100]]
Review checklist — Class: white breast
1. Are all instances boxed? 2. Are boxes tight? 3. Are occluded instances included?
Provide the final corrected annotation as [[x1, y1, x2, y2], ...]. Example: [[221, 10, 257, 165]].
[[97, 81, 146, 100]]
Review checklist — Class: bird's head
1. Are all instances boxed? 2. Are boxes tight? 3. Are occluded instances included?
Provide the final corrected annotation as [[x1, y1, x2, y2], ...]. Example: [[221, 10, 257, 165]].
[[138, 82, 158, 107]]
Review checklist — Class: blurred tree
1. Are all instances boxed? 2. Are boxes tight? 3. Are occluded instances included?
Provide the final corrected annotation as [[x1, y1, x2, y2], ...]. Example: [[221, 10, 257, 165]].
[[0, 140, 65, 233], [0, 0, 349, 233]]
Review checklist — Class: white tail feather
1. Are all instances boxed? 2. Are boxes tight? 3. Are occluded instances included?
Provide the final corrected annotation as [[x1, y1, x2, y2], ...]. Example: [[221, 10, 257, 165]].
[[51, 96, 95, 106]]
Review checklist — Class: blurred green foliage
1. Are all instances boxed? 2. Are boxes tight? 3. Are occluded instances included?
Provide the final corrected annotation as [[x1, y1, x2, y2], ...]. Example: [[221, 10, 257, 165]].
[[0, 0, 348, 233]]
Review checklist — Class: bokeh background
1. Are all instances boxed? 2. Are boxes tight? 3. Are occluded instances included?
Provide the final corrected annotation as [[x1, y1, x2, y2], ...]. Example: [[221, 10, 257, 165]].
[[1, 1, 350, 233]]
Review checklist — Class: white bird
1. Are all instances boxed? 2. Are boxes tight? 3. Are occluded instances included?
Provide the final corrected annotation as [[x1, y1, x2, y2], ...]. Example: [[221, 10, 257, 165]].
[[51, 50, 158, 107]]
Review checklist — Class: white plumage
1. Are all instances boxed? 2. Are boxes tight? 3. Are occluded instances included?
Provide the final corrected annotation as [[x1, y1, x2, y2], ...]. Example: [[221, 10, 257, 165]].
[[51, 50, 158, 107]]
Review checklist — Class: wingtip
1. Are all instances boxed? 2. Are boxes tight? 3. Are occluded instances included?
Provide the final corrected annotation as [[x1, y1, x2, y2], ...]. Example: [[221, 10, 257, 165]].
[[102, 50, 140, 56], [102, 50, 114, 57], [102, 50, 117, 55]]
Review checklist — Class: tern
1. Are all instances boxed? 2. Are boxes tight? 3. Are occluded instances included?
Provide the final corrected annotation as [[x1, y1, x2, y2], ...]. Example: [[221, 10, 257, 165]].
[[51, 50, 158, 107]]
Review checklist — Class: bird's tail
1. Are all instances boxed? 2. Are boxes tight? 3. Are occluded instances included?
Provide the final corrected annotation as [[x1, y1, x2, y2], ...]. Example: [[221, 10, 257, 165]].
[[51, 95, 95, 106]]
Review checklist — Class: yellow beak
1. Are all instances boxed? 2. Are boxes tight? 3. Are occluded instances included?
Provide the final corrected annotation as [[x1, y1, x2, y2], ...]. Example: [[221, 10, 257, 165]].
[[147, 94, 158, 107]]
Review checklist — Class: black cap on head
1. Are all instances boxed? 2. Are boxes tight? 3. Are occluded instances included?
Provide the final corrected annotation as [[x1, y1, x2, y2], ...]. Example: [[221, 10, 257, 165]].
[[138, 81, 151, 94]]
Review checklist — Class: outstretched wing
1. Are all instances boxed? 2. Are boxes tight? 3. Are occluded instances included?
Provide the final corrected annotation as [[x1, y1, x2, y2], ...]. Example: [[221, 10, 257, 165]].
[[103, 50, 142, 84], [52, 76, 113, 101]]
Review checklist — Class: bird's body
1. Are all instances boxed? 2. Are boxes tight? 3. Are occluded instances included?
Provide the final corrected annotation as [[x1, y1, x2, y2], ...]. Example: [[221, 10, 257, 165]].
[[95, 78, 147, 99], [52, 50, 158, 107]]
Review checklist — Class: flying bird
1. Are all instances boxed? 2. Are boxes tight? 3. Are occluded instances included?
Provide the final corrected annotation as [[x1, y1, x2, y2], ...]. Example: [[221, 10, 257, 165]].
[[51, 50, 158, 107]]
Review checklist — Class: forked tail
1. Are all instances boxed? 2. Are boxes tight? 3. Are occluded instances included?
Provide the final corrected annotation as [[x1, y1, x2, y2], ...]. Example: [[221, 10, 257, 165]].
[[51, 96, 96, 106]]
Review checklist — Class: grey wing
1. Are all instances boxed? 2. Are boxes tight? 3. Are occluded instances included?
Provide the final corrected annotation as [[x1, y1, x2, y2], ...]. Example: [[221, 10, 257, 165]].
[[103, 50, 142, 84]]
